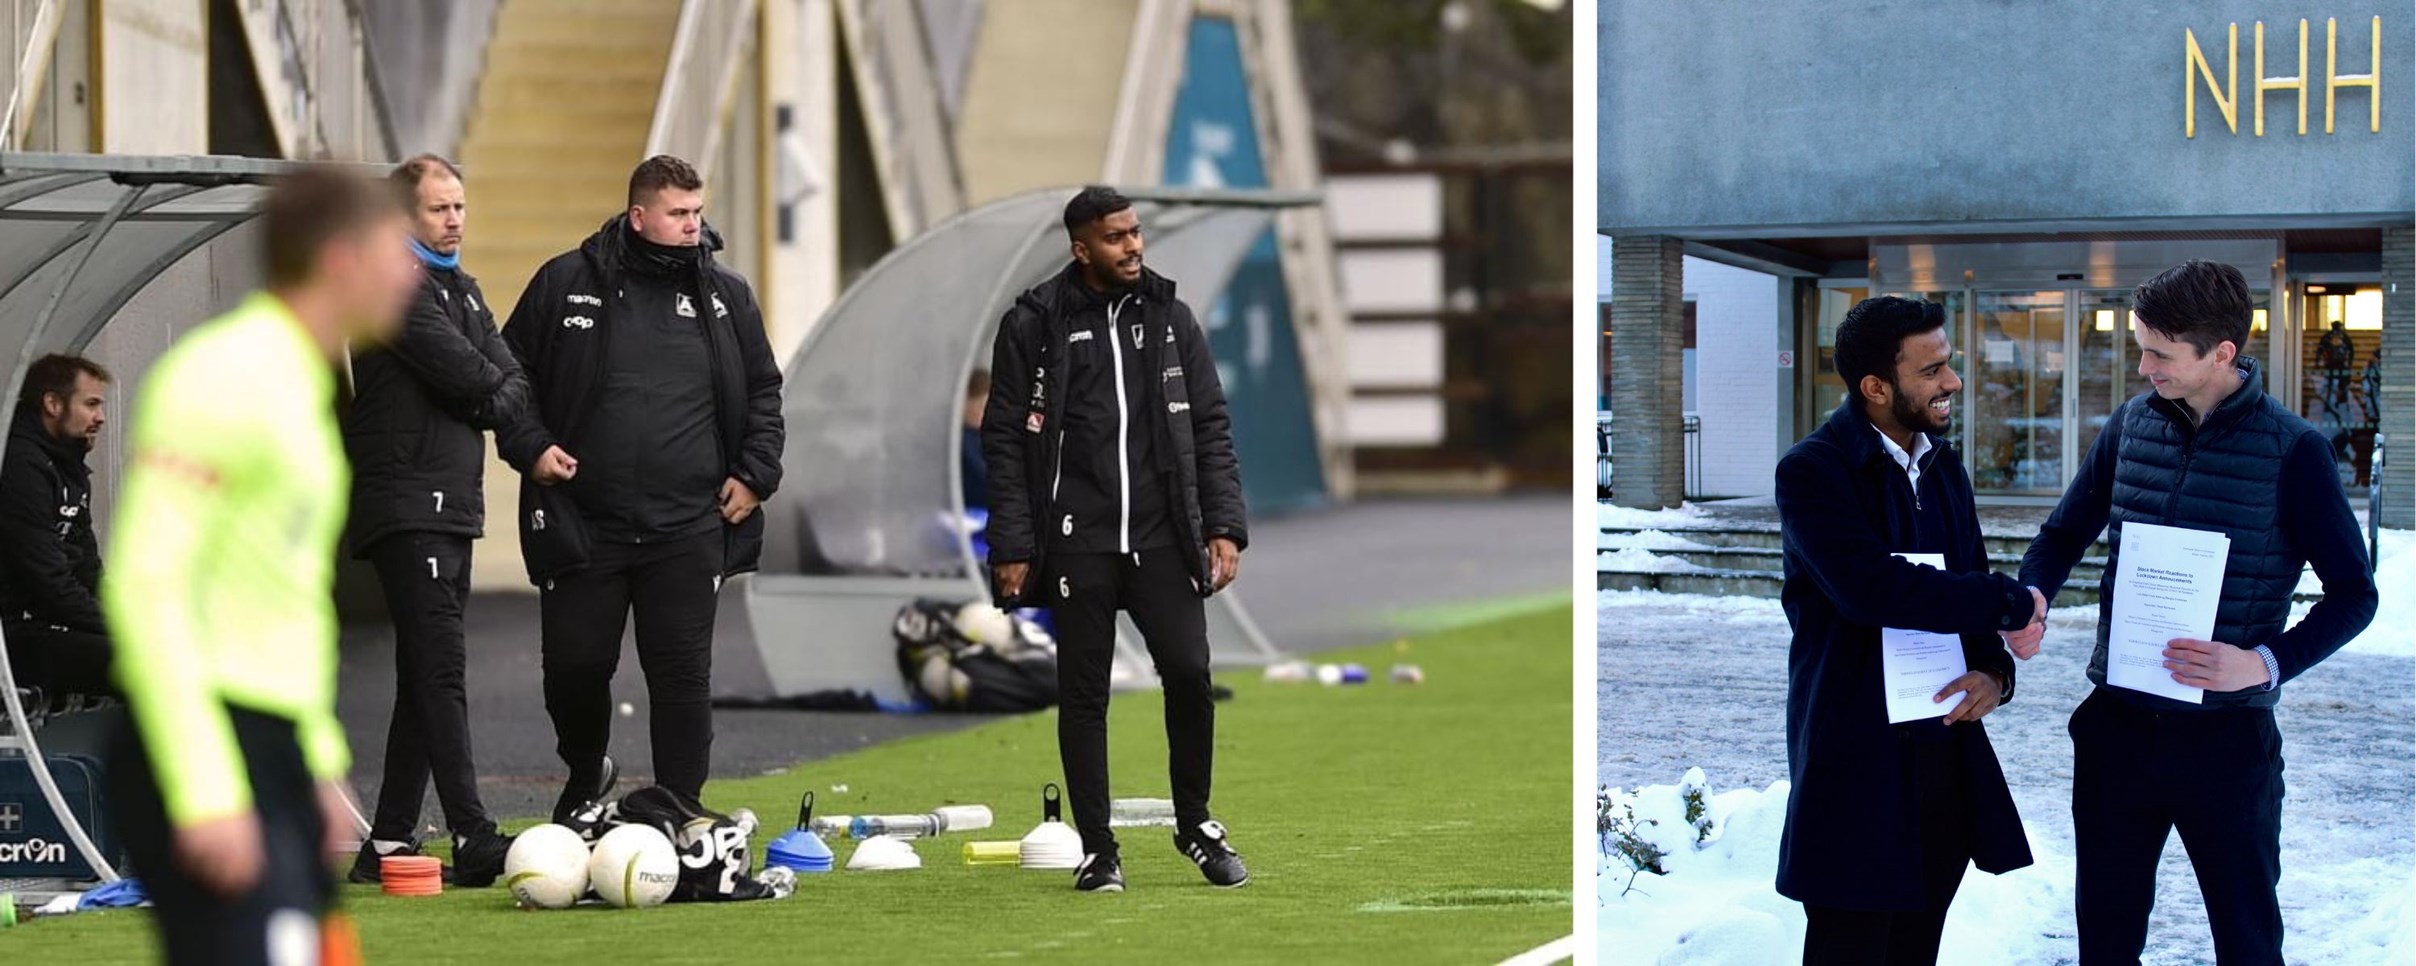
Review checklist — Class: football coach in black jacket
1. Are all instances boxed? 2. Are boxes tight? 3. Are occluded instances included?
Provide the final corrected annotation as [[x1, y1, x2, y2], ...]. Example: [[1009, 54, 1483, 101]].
[[497, 155, 784, 819], [2020, 261, 2376, 964], [340, 154, 526, 885], [1775, 296, 2046, 965], [0, 353, 113, 702], [982, 186, 1249, 893]]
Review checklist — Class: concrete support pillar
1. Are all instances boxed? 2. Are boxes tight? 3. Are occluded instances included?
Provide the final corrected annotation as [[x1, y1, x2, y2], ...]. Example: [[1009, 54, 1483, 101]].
[[1608, 235, 1685, 509], [2379, 226, 2413, 530]]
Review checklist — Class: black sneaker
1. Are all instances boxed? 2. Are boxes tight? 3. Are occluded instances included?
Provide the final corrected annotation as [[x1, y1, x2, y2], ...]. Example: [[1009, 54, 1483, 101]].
[[1174, 820, 1249, 888], [1073, 852, 1125, 893], [550, 754, 619, 825], [449, 828, 513, 888], [349, 836, 437, 885]]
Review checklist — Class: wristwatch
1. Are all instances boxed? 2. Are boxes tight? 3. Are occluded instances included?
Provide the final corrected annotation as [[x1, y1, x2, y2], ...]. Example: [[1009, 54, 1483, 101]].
[[1990, 668, 2014, 702]]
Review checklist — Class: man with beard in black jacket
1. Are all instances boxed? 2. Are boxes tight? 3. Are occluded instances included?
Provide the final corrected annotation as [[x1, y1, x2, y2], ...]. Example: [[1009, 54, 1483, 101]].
[[1, 353, 114, 704], [982, 186, 1249, 893], [338, 154, 525, 886], [1775, 296, 2046, 965], [497, 155, 784, 820]]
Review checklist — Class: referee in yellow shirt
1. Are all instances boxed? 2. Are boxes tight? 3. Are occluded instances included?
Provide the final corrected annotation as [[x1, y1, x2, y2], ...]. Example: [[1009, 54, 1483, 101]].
[[103, 167, 418, 965]]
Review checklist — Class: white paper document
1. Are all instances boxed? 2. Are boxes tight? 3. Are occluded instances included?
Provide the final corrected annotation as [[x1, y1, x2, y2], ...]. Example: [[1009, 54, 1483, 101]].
[[1881, 553, 1968, 724], [2105, 522, 2230, 704]]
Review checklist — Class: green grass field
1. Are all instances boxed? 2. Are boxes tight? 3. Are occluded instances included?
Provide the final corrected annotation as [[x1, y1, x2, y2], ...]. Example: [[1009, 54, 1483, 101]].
[[5, 599, 1573, 963]]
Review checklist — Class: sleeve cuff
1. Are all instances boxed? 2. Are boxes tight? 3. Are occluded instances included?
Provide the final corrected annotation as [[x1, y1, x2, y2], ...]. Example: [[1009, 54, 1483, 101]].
[[2253, 644, 2281, 692]]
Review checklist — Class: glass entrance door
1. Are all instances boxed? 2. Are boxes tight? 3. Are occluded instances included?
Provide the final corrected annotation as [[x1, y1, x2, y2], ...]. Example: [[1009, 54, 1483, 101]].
[[1970, 292, 2068, 494], [2075, 290, 2148, 469]]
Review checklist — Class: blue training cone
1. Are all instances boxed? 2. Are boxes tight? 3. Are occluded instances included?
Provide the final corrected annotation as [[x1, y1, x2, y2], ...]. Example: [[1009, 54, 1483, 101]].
[[765, 791, 836, 874]]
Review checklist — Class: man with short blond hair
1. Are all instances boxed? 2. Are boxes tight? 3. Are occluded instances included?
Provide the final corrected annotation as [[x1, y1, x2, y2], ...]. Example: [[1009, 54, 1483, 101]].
[[339, 152, 528, 886]]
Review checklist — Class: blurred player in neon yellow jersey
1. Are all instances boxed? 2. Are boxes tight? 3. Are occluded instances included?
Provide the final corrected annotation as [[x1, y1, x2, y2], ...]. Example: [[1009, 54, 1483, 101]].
[[104, 166, 416, 966]]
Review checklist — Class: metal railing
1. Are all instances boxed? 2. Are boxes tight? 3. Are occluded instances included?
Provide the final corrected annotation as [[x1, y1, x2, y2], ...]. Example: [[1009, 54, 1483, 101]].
[[1597, 412, 1702, 501], [646, 0, 759, 170], [2370, 432, 2386, 575]]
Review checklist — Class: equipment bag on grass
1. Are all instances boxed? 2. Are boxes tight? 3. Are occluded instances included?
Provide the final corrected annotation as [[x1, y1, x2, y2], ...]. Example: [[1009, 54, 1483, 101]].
[[892, 598, 1058, 712], [591, 786, 787, 902]]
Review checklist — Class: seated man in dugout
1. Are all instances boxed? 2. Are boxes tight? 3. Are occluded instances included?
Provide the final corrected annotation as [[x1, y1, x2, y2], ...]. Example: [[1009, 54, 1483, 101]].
[[0, 353, 117, 707]]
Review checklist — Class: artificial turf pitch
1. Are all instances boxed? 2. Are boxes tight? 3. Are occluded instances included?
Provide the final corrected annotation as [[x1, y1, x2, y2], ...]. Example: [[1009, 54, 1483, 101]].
[[4, 599, 1573, 963]]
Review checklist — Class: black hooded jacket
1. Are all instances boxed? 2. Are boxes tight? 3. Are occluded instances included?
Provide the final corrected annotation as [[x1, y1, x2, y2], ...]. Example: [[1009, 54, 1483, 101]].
[[0, 405, 103, 632], [496, 215, 785, 583], [981, 263, 1246, 604], [342, 262, 529, 555]]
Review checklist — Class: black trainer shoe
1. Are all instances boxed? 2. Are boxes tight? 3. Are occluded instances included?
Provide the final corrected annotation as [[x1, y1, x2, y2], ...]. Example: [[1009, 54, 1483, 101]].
[[349, 836, 433, 885], [550, 754, 619, 825], [449, 827, 514, 888], [1174, 820, 1249, 888], [1073, 852, 1125, 893]]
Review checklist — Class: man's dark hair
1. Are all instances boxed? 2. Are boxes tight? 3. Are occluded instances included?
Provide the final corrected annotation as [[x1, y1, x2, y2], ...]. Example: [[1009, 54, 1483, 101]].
[[262, 167, 400, 288], [17, 353, 110, 411], [1833, 296, 1947, 406], [2133, 260, 2252, 358], [1062, 185, 1131, 238], [628, 155, 704, 207]]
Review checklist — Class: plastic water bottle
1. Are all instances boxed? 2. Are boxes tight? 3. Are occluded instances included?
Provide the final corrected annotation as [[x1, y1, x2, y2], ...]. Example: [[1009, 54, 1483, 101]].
[[809, 815, 853, 838], [1109, 798, 1178, 828], [849, 804, 995, 840]]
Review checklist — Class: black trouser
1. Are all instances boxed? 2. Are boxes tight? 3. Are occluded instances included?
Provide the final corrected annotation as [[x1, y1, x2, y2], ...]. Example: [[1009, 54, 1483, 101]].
[[540, 529, 723, 810], [108, 705, 336, 966], [2, 619, 114, 699], [2070, 688, 2285, 966], [1047, 548, 1214, 857], [364, 531, 491, 841], [1802, 723, 1972, 966]]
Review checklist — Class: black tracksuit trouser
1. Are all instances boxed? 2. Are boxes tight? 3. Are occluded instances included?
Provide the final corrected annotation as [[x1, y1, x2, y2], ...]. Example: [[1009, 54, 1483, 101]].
[[2, 619, 113, 700], [1047, 548, 1214, 857], [2071, 688, 2285, 966], [539, 529, 722, 812], [364, 531, 492, 841], [1801, 724, 1974, 966], [109, 705, 337, 966]]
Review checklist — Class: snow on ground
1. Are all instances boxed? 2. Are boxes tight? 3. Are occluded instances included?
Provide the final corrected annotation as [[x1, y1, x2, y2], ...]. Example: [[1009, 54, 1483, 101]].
[[1600, 777, 2079, 965], [1598, 548, 1709, 573], [1600, 528, 1719, 551], [2291, 527, 2414, 658], [1599, 591, 2415, 965], [1599, 502, 1712, 530]]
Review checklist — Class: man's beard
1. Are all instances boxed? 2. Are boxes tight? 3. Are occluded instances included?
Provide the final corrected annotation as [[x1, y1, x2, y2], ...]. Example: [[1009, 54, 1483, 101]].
[[1889, 383, 1950, 435]]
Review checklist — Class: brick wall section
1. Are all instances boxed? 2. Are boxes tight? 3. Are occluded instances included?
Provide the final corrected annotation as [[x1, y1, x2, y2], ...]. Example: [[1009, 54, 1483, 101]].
[[1609, 236, 1685, 508], [2380, 226, 2414, 530]]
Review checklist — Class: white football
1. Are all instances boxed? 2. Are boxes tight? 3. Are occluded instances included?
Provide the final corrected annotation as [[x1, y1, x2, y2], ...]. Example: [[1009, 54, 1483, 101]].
[[918, 657, 972, 705], [588, 824, 680, 908], [503, 824, 590, 910], [955, 602, 1015, 648]]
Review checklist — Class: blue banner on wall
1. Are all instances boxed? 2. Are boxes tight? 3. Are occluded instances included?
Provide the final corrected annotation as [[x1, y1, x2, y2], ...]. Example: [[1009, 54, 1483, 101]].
[[1163, 16, 1327, 514]]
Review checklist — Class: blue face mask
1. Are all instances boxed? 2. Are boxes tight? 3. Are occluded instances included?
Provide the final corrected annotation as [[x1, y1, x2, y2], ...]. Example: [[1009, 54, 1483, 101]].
[[410, 236, 459, 271]]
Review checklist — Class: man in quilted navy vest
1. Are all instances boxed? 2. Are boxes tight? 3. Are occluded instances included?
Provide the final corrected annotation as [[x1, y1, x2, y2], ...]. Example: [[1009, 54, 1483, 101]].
[[2021, 260, 2377, 964]]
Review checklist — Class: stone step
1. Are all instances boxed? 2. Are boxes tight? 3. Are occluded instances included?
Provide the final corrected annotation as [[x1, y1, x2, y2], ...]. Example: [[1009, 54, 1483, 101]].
[[1599, 523, 2106, 559], [1596, 567, 2107, 607], [1595, 542, 2109, 581]]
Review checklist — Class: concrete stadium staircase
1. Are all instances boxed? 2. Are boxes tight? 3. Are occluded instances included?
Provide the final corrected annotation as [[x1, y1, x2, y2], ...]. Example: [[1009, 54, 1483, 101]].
[[458, 0, 678, 589]]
